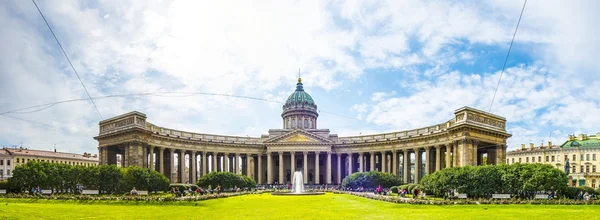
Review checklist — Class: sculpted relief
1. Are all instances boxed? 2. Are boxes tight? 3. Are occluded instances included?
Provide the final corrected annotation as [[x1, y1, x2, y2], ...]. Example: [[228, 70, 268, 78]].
[[466, 113, 505, 129]]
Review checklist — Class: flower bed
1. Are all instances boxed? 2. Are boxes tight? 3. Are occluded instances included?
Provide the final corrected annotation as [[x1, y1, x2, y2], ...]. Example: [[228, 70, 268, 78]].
[[333, 191, 600, 205], [0, 191, 266, 203]]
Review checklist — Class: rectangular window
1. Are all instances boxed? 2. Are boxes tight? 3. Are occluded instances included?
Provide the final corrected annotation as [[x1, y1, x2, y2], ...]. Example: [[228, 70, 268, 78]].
[[6, 160, 9, 166], [580, 165, 584, 173], [586, 165, 590, 173], [506, 159, 509, 164], [593, 165, 597, 173], [573, 155, 576, 161], [546, 156, 549, 162], [519, 158, 522, 163], [573, 166, 576, 173], [0, 160, 3, 165], [565, 155, 568, 161], [594, 154, 597, 161], [16, 158, 19, 163], [538, 156, 541, 162], [580, 154, 584, 161], [526, 157, 529, 163], [532, 157, 535, 162], [512, 158, 515, 163], [551, 156, 555, 162], [586, 154, 590, 161]]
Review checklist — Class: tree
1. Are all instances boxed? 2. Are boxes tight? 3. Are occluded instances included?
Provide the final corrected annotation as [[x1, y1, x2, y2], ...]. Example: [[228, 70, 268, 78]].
[[197, 172, 256, 189], [99, 165, 124, 194]]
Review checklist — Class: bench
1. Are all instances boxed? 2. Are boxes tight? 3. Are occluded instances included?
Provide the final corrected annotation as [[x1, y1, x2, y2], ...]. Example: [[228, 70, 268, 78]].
[[42, 189, 52, 195], [0, 189, 6, 194], [82, 190, 99, 195], [492, 194, 511, 199], [457, 194, 468, 199], [534, 194, 549, 199], [138, 191, 148, 196]]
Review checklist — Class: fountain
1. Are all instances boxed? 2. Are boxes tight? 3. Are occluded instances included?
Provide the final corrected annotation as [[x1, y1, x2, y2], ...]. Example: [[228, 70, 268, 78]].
[[271, 171, 325, 196]]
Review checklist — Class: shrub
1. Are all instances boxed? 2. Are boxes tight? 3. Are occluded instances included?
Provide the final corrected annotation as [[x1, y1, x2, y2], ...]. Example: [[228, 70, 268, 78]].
[[419, 163, 568, 198], [6, 161, 171, 194], [407, 184, 418, 194], [0, 180, 7, 189], [596, 188, 600, 196], [577, 186, 596, 195], [399, 184, 409, 191], [562, 187, 580, 199], [341, 171, 402, 189], [196, 172, 256, 190]]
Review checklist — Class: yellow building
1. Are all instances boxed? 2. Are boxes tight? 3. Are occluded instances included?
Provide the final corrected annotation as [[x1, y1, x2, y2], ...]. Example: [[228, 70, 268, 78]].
[[0, 147, 99, 180], [507, 133, 600, 188]]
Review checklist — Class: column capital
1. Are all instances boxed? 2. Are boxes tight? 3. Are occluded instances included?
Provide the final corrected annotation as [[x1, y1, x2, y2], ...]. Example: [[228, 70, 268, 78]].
[[435, 145, 442, 150], [359, 152, 363, 156], [326, 151, 331, 155], [303, 151, 308, 155], [278, 151, 283, 154], [392, 149, 397, 153]]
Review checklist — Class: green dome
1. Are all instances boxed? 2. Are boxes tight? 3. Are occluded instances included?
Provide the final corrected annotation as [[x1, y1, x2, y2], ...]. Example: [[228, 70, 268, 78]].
[[285, 78, 315, 106]]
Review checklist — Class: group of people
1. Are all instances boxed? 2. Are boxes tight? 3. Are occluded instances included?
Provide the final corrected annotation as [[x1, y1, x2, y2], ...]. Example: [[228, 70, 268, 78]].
[[29, 186, 42, 195], [578, 191, 597, 201]]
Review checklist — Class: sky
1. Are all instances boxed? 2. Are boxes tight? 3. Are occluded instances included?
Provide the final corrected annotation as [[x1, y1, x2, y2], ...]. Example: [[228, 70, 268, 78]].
[[1, 0, 599, 154]]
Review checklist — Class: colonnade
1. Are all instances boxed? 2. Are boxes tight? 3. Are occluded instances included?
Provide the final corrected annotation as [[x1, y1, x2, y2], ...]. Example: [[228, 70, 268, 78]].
[[106, 140, 505, 185]]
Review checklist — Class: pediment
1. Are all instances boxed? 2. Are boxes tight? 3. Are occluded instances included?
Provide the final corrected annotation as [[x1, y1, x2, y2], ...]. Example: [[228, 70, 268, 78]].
[[265, 130, 331, 144]]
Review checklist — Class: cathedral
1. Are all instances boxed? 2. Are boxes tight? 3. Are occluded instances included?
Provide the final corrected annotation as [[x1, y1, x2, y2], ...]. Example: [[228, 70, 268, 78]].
[[95, 78, 511, 185]]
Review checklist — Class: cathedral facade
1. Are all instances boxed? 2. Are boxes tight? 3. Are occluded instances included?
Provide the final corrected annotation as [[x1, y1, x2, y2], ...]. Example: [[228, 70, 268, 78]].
[[95, 78, 511, 185]]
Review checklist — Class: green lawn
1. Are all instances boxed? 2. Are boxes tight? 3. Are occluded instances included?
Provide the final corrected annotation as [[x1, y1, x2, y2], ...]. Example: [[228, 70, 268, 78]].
[[0, 193, 598, 220]]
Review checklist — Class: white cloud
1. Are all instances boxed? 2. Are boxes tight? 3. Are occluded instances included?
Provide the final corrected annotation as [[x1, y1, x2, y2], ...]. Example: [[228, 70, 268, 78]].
[[1, 0, 599, 154]]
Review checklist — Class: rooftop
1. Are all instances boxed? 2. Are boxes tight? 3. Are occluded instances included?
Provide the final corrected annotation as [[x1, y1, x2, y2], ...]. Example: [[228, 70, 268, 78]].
[[3, 148, 99, 162]]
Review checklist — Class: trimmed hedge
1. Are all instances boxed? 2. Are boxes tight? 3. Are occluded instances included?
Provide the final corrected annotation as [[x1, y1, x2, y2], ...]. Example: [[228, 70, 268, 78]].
[[196, 172, 256, 189], [390, 186, 399, 194], [7, 161, 169, 194], [341, 171, 403, 189]]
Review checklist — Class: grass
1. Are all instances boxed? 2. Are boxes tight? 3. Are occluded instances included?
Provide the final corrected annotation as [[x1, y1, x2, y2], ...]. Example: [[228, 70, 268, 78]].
[[0, 193, 599, 220]]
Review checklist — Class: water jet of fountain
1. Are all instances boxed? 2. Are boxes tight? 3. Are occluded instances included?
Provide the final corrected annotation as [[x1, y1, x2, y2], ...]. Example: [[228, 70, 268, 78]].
[[291, 171, 304, 193]]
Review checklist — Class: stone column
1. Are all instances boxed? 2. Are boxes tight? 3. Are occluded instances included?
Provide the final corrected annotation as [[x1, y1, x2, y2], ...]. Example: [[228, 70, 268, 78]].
[[224, 154, 230, 173], [348, 153, 353, 175], [435, 145, 441, 171], [158, 147, 164, 175], [169, 148, 176, 183], [148, 147, 154, 170], [201, 151, 206, 177], [246, 155, 252, 178], [496, 144, 506, 165], [212, 153, 218, 173], [290, 152, 296, 175], [453, 143, 459, 167], [142, 146, 148, 169], [258, 154, 263, 184], [358, 152, 363, 172], [179, 150, 186, 183], [414, 148, 420, 184], [380, 151, 386, 173], [370, 152, 375, 171], [315, 152, 320, 184], [267, 152, 273, 184], [403, 150, 409, 184], [425, 147, 431, 176], [392, 150, 397, 176], [191, 152, 197, 183], [326, 152, 332, 184], [278, 152, 284, 184], [337, 153, 342, 184], [234, 154, 240, 174], [445, 144, 451, 168], [303, 152, 308, 184]]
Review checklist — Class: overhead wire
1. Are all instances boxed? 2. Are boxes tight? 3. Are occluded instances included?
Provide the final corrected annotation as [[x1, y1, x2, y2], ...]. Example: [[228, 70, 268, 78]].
[[488, 0, 527, 112], [32, 0, 103, 119]]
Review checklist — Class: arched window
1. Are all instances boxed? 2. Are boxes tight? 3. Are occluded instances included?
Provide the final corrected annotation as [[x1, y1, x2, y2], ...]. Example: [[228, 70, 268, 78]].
[[287, 119, 291, 129], [292, 119, 296, 128], [297, 119, 301, 128], [309, 120, 313, 129], [304, 119, 308, 128]]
